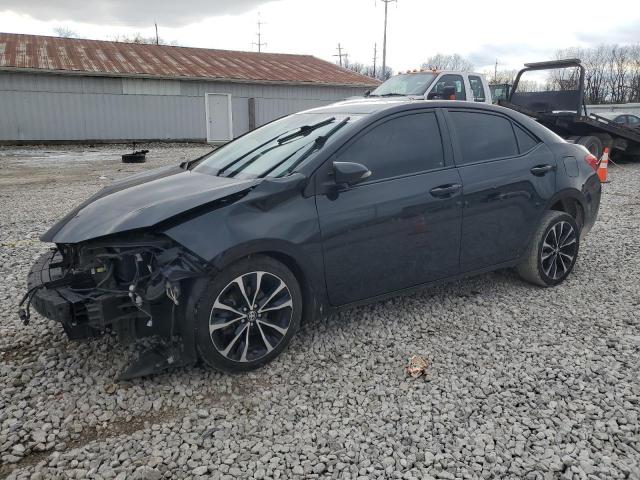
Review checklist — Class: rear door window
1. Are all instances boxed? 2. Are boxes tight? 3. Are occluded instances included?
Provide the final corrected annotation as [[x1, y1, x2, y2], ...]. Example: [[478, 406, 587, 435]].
[[449, 111, 519, 164], [468, 75, 486, 102], [336, 112, 445, 182]]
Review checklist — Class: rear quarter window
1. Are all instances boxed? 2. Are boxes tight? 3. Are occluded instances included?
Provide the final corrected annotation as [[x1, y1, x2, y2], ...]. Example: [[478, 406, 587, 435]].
[[449, 111, 518, 165], [514, 124, 540, 153]]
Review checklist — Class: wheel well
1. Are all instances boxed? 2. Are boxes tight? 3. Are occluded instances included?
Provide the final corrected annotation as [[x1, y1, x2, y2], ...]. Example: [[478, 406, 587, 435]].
[[255, 251, 318, 324], [550, 198, 584, 229]]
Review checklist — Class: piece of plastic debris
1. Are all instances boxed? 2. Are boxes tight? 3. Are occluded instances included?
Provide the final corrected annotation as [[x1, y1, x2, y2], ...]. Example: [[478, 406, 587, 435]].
[[104, 383, 118, 394], [405, 355, 428, 378]]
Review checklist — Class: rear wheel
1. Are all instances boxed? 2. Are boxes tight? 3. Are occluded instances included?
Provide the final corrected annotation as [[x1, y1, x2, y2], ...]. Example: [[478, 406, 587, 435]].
[[576, 136, 603, 160], [194, 255, 302, 372], [517, 211, 580, 287]]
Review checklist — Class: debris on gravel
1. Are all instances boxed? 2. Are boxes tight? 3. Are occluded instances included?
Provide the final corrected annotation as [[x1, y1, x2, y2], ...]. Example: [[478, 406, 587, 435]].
[[405, 355, 429, 378], [1, 145, 639, 479]]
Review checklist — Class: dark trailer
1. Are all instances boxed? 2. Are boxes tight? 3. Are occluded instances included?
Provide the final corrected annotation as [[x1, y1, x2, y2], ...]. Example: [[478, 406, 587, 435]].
[[499, 59, 640, 159]]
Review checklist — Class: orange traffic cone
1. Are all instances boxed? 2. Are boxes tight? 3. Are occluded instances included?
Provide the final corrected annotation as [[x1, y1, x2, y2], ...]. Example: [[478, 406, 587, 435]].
[[597, 147, 609, 183]]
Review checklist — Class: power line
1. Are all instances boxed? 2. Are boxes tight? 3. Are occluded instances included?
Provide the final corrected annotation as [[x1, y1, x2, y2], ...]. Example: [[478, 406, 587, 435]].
[[379, 0, 397, 78], [252, 12, 267, 52], [334, 43, 348, 67]]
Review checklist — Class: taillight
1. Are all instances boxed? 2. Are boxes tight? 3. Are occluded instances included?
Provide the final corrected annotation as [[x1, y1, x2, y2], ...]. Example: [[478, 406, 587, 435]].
[[584, 153, 598, 171]]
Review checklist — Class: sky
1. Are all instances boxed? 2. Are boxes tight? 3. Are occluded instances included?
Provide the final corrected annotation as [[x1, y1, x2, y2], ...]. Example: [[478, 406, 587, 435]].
[[1, 0, 639, 75]]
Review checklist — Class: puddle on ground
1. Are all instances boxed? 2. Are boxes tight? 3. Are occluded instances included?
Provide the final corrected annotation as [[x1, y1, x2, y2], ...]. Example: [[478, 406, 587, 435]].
[[1, 149, 122, 166]]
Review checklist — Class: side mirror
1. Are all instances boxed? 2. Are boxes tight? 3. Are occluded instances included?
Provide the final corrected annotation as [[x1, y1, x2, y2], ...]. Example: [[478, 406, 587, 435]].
[[333, 161, 372, 187], [364, 90, 371, 97]]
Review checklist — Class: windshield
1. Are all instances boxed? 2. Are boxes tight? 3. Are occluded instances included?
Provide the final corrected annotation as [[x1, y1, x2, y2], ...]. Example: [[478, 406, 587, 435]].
[[371, 72, 437, 96], [193, 113, 362, 178]]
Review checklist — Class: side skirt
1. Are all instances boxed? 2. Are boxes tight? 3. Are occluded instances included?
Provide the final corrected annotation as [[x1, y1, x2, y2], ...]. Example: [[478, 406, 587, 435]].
[[333, 259, 520, 312]]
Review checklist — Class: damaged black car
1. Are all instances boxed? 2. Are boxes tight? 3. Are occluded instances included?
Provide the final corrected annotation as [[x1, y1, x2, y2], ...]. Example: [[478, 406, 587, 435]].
[[22, 100, 601, 378]]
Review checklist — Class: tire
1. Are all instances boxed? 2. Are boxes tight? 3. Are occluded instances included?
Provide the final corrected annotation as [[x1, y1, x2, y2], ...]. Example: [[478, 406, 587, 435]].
[[194, 255, 302, 372], [576, 136, 603, 159], [517, 211, 580, 287]]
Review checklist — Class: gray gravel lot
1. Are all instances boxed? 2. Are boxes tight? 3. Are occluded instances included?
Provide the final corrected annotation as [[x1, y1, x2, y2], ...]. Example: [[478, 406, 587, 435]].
[[1, 144, 639, 480]]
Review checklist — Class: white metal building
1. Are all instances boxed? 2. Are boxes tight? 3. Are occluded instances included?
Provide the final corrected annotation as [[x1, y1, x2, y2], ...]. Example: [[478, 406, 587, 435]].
[[0, 33, 378, 143]]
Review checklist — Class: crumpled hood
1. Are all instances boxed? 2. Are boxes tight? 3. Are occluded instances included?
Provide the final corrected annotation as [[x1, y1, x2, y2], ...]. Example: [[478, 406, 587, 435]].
[[41, 165, 259, 244]]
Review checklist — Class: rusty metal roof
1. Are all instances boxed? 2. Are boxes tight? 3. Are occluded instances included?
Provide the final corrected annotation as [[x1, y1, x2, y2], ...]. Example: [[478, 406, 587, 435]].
[[0, 33, 380, 87]]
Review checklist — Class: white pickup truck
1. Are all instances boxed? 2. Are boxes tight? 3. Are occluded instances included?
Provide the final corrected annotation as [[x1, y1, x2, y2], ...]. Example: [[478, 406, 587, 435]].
[[365, 70, 492, 104]]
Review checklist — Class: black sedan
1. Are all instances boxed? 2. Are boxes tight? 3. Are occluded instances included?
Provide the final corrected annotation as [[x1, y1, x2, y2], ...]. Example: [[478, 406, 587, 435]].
[[23, 100, 601, 378], [596, 112, 640, 129]]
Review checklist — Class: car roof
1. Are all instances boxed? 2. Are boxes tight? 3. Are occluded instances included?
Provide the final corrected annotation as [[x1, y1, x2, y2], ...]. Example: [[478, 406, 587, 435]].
[[298, 98, 565, 145], [393, 70, 486, 76], [302, 98, 511, 116]]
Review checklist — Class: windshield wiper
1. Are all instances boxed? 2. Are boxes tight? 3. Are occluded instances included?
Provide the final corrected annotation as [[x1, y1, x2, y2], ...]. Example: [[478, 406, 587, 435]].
[[277, 117, 335, 144], [380, 93, 406, 97], [221, 118, 337, 178], [280, 117, 351, 176]]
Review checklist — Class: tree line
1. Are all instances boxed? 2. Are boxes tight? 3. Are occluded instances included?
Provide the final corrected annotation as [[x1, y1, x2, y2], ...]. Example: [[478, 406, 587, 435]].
[[551, 45, 640, 104]]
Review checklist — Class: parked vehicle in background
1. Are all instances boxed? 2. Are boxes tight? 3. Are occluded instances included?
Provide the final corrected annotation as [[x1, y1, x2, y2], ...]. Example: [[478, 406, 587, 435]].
[[499, 59, 640, 159], [23, 99, 600, 377], [490, 83, 511, 103], [365, 70, 492, 103], [595, 112, 640, 130]]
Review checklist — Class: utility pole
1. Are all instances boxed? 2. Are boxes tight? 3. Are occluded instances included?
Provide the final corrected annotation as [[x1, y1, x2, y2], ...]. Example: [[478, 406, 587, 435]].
[[372, 43, 378, 79], [380, 0, 396, 80], [154, 22, 159, 45], [334, 43, 348, 67], [253, 13, 267, 52], [494, 59, 498, 83]]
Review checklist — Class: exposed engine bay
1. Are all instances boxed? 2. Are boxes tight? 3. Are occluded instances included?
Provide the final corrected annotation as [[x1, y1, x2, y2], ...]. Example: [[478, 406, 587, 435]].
[[22, 235, 206, 379]]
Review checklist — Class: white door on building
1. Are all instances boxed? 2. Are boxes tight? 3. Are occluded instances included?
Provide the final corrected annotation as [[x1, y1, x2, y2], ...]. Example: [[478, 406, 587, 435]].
[[205, 93, 233, 143]]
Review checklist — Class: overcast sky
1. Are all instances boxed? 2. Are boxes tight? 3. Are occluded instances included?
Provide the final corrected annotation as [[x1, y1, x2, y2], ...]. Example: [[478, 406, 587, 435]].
[[1, 0, 639, 74]]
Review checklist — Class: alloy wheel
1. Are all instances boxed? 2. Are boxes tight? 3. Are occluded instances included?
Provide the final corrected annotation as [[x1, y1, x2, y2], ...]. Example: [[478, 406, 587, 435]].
[[209, 271, 293, 363], [541, 221, 577, 280]]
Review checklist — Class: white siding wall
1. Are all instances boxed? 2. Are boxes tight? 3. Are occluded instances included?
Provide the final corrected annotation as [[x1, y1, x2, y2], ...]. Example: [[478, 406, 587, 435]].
[[0, 72, 369, 142], [587, 103, 640, 116]]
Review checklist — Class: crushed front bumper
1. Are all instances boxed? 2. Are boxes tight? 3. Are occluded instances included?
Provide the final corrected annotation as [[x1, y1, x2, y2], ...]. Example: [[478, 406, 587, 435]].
[[27, 250, 130, 339], [24, 242, 205, 378]]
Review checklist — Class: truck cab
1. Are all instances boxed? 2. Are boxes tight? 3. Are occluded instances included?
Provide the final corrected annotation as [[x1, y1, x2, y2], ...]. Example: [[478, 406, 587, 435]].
[[367, 70, 492, 103]]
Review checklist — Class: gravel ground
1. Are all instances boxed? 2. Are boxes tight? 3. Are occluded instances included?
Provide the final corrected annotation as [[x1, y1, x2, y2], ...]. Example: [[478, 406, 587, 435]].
[[1, 144, 639, 480]]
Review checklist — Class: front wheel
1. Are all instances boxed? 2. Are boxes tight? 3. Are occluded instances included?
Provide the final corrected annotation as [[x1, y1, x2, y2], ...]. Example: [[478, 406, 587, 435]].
[[517, 211, 580, 287], [194, 255, 302, 372]]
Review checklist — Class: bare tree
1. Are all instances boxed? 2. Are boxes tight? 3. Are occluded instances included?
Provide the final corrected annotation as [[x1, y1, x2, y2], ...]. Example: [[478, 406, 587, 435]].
[[421, 53, 474, 71], [547, 49, 582, 92], [53, 26, 78, 38], [607, 45, 629, 103], [488, 68, 518, 86], [111, 33, 178, 46], [583, 45, 608, 104], [629, 44, 640, 102], [341, 57, 392, 81], [550, 43, 640, 104]]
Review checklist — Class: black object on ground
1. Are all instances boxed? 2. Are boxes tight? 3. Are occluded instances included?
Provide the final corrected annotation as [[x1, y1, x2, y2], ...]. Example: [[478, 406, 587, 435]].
[[122, 149, 149, 163]]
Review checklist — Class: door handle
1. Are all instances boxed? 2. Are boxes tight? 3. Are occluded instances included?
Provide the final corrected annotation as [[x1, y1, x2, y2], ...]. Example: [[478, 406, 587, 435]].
[[530, 164, 555, 176], [429, 183, 462, 198]]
